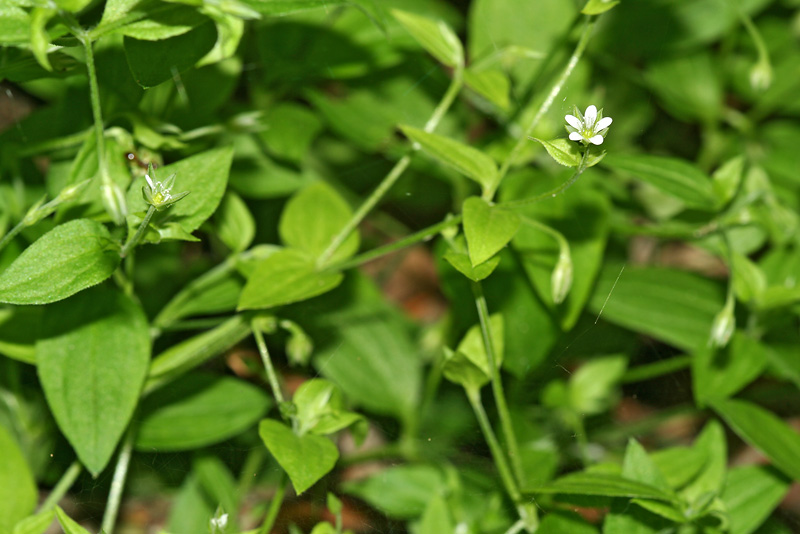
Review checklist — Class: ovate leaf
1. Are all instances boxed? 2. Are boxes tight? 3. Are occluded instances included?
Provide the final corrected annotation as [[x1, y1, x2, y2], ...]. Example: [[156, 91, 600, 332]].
[[532, 138, 606, 168], [279, 181, 359, 263], [37, 288, 150, 476], [392, 9, 463, 68], [137, 372, 271, 451], [259, 419, 338, 495], [12, 509, 55, 534], [692, 333, 768, 407], [462, 196, 520, 266], [443, 249, 500, 281], [54, 507, 90, 534], [400, 125, 499, 194], [0, 425, 36, 532], [238, 248, 343, 310], [721, 465, 790, 534], [0, 219, 119, 305], [713, 398, 800, 481], [215, 191, 255, 253]]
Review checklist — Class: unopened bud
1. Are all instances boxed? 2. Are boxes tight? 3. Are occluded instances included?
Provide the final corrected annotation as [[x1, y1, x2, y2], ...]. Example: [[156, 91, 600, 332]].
[[281, 319, 313, 366], [551, 250, 573, 304], [709, 301, 735, 348], [749, 59, 772, 92], [101, 182, 128, 225]]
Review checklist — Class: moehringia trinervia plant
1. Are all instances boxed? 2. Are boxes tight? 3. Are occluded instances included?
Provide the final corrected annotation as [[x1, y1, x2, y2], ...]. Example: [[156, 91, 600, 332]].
[[120, 164, 190, 258], [565, 105, 613, 146]]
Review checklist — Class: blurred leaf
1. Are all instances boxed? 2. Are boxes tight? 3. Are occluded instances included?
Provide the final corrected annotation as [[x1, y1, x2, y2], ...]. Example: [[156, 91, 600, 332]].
[[54, 0, 91, 12], [0, 424, 36, 533], [536, 472, 676, 502], [418, 494, 454, 534], [0, 6, 30, 44], [568, 355, 627, 415], [582, 0, 620, 15], [0, 306, 42, 364], [392, 9, 463, 68], [261, 103, 323, 163], [463, 196, 520, 266], [589, 266, 724, 351], [712, 156, 745, 206], [54, 507, 90, 534], [214, 191, 255, 253], [681, 419, 727, 503], [239, 0, 347, 16], [400, 125, 499, 194], [137, 372, 271, 451], [194, 455, 239, 531], [721, 465, 790, 534], [37, 288, 150, 476], [0, 219, 119, 306], [259, 418, 338, 495], [539, 511, 597, 534], [12, 509, 55, 534], [30, 8, 56, 72], [464, 68, 510, 111], [692, 333, 768, 407], [342, 465, 444, 518], [124, 21, 217, 88], [280, 181, 358, 263], [603, 153, 716, 209], [645, 51, 722, 123], [442, 346, 491, 392], [168, 474, 217, 534], [238, 248, 343, 310], [713, 398, 800, 481], [650, 446, 707, 490]]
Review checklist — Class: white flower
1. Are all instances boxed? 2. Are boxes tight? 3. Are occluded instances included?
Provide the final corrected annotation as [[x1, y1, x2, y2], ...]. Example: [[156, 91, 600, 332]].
[[565, 105, 613, 146], [142, 164, 189, 210]]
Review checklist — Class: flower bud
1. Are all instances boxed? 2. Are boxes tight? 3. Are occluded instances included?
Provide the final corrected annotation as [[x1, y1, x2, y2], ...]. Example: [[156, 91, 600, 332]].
[[749, 59, 772, 92], [709, 301, 735, 348], [102, 182, 128, 225], [551, 250, 573, 304]]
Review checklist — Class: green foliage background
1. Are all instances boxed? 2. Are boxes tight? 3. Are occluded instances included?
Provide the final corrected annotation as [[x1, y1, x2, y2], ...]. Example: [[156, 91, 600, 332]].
[[1, 0, 800, 533]]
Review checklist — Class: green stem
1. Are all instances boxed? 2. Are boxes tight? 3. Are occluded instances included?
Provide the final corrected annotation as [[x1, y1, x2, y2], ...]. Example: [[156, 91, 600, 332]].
[[503, 519, 526, 534], [81, 35, 110, 187], [0, 222, 24, 254], [101, 424, 137, 534], [39, 461, 83, 513], [497, 18, 596, 186], [259, 474, 288, 534], [120, 205, 156, 258], [622, 356, 691, 383], [471, 281, 523, 485], [466, 388, 521, 504], [252, 322, 285, 405], [237, 447, 266, 497], [500, 145, 592, 210], [325, 215, 462, 272], [317, 68, 464, 267]]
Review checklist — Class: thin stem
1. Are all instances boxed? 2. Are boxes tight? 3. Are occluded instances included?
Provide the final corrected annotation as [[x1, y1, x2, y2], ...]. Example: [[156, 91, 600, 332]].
[[622, 356, 691, 383], [500, 145, 592, 210], [81, 35, 109, 187], [466, 388, 521, 504], [120, 205, 156, 258], [101, 424, 137, 534], [471, 281, 523, 485], [237, 447, 266, 497], [317, 68, 464, 267], [258, 474, 288, 534], [497, 18, 596, 185], [39, 461, 83, 513], [0, 222, 24, 254], [325, 215, 462, 272], [252, 323, 285, 404], [503, 519, 526, 534]]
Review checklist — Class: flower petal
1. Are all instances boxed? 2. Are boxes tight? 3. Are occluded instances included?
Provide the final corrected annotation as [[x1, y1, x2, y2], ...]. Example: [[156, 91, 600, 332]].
[[565, 114, 583, 130], [589, 134, 604, 145], [595, 116, 613, 131], [584, 105, 597, 128], [569, 132, 584, 142], [145, 174, 155, 189]]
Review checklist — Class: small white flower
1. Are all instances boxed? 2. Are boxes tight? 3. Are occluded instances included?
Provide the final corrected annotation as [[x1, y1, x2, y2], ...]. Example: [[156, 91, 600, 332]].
[[142, 163, 189, 211], [565, 105, 613, 146]]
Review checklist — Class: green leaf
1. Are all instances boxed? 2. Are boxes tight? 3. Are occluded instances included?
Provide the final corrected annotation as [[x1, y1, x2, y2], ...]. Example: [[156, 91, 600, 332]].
[[260, 103, 323, 163], [456, 313, 504, 379], [126, 146, 234, 241], [391, 9, 463, 68], [279, 182, 359, 263], [400, 125, 499, 194], [136, 372, 271, 451], [582, 0, 620, 15], [588, 266, 724, 351], [463, 196, 520, 266], [167, 474, 216, 534], [108, 3, 209, 40], [712, 156, 745, 206], [713, 398, 800, 481], [645, 51, 722, 124], [531, 138, 606, 168], [238, 0, 347, 16], [464, 68, 510, 111], [442, 346, 490, 391], [238, 248, 343, 310], [54, 507, 91, 534], [215, 192, 255, 253], [568, 355, 627, 415], [443, 249, 500, 282], [0, 7, 30, 45], [721, 465, 790, 534], [0, 424, 36, 533], [0, 219, 119, 305], [293, 378, 363, 437], [30, 8, 56, 72], [650, 446, 707, 490], [194, 455, 239, 531], [603, 153, 716, 209], [418, 494, 454, 534], [536, 472, 675, 502], [259, 419, 338, 495], [124, 21, 217, 88], [12, 509, 55, 534], [0, 306, 42, 364], [682, 420, 727, 503], [54, 0, 92, 12], [36, 288, 150, 476], [342, 464, 444, 518], [147, 315, 251, 385], [692, 333, 768, 407]]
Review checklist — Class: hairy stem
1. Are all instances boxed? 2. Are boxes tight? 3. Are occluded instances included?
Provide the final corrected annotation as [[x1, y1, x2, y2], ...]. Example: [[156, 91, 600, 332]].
[[120, 205, 156, 258], [252, 323, 285, 405]]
